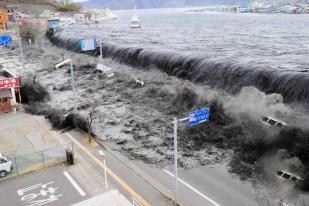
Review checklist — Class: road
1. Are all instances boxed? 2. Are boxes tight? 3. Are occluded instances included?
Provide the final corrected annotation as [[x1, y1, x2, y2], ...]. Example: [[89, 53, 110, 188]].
[[65, 130, 173, 206], [0, 166, 87, 206], [65, 129, 260, 206], [128, 157, 259, 206], [0, 119, 262, 206]]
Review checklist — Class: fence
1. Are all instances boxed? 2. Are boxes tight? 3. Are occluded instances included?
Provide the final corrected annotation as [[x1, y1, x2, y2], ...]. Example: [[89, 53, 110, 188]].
[[2, 143, 73, 181]]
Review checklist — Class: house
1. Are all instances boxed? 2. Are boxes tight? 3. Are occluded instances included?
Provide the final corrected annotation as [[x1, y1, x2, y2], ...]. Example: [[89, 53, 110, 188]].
[[48, 18, 60, 29], [0, 11, 11, 31], [0, 70, 21, 114]]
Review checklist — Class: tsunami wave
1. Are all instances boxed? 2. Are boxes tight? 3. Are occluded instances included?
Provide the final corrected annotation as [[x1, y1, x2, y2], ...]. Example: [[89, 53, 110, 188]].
[[47, 32, 309, 106]]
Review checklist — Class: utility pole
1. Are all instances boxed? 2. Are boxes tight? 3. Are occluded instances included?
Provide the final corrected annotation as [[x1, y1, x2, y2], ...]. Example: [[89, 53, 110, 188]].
[[69, 60, 77, 114], [173, 117, 178, 206], [13, 8, 26, 76]]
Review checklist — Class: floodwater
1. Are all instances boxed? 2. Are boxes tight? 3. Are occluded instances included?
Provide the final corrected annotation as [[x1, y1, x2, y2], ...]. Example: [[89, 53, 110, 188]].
[[54, 9, 309, 105], [61, 9, 309, 72]]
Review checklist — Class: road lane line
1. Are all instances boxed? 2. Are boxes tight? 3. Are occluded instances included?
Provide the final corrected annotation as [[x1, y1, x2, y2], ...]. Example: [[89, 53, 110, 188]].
[[65, 132, 151, 206], [163, 169, 221, 206], [63, 171, 86, 197]]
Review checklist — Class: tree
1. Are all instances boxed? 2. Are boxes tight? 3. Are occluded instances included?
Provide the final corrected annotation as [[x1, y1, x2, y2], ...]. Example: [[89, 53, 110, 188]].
[[86, 103, 98, 143], [55, 3, 81, 12]]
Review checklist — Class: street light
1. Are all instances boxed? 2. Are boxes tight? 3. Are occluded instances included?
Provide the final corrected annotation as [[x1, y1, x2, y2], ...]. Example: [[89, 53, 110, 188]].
[[98, 150, 108, 192]]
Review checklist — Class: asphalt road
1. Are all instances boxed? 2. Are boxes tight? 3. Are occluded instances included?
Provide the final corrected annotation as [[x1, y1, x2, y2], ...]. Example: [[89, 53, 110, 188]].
[[67, 129, 260, 206], [131, 158, 261, 206], [66, 130, 173, 206], [0, 166, 87, 206]]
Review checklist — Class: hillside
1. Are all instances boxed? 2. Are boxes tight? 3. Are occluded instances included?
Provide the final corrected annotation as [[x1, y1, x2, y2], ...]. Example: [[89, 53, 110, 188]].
[[81, 0, 229, 10], [82, 0, 295, 10], [0, 0, 57, 16], [1, 0, 55, 6]]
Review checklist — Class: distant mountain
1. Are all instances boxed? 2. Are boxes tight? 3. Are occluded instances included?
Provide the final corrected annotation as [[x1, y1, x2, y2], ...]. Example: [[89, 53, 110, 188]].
[[81, 0, 233, 10]]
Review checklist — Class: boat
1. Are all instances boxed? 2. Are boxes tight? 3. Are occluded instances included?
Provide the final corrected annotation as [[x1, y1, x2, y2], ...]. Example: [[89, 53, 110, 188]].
[[130, 13, 141, 28]]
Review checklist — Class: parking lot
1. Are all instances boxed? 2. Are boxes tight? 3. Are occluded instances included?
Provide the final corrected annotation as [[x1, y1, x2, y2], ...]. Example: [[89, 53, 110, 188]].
[[0, 165, 87, 206]]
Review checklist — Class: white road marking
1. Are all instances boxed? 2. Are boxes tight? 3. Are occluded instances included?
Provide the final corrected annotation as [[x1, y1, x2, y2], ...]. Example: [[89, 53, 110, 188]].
[[63, 171, 86, 197], [163, 169, 221, 206]]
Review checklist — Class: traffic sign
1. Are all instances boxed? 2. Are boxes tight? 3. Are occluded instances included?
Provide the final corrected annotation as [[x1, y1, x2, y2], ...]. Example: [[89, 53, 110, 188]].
[[188, 107, 210, 127], [80, 39, 96, 51], [0, 36, 13, 47]]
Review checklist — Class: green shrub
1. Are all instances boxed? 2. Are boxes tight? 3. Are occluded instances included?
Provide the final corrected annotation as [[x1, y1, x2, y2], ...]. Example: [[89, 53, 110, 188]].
[[55, 3, 80, 12]]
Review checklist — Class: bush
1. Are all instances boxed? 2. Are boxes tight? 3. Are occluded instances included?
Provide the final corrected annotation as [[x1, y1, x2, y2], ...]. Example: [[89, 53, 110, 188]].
[[23, 103, 69, 129], [21, 79, 49, 103], [229, 152, 254, 180]]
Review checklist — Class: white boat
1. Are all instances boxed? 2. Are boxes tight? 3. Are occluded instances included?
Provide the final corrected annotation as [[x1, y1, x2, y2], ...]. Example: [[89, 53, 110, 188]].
[[89, 8, 117, 24], [130, 14, 141, 28]]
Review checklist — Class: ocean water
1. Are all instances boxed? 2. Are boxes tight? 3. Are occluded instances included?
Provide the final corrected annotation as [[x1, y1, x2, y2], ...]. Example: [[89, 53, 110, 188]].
[[53, 9, 309, 104], [61, 9, 309, 72]]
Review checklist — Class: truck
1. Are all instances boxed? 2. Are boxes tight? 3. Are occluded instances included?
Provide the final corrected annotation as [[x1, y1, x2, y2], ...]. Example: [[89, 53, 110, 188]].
[[0, 152, 13, 177]]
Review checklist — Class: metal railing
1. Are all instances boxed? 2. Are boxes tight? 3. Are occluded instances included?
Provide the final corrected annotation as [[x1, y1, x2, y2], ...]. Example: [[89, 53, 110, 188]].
[[2, 143, 73, 181]]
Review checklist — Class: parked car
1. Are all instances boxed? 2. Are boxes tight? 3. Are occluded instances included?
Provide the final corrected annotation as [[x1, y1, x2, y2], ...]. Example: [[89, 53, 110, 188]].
[[0, 152, 12, 177], [261, 116, 288, 128]]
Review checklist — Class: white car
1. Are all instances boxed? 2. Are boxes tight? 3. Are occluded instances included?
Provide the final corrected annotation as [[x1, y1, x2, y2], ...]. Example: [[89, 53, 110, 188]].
[[0, 153, 13, 178]]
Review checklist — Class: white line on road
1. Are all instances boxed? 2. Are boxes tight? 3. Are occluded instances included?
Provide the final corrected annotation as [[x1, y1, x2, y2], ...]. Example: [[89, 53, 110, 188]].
[[63, 171, 86, 197], [163, 169, 221, 206]]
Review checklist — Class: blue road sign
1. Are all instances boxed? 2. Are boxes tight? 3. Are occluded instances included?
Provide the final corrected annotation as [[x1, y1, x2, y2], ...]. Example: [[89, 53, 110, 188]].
[[0, 36, 12, 47], [188, 107, 210, 127], [80, 39, 96, 52]]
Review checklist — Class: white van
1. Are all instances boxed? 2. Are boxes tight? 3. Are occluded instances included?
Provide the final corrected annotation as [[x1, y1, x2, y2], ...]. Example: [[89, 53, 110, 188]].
[[0, 153, 13, 177]]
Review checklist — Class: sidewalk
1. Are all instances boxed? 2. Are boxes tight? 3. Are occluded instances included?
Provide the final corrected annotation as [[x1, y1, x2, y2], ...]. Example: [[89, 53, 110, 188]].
[[64, 129, 174, 206]]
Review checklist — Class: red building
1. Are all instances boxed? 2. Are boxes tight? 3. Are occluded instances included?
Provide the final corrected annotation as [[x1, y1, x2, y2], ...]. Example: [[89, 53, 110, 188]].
[[0, 70, 21, 114]]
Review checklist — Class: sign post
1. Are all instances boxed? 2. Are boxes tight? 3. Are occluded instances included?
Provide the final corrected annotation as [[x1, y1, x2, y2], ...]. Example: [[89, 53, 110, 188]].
[[80, 38, 96, 52], [173, 107, 210, 206], [173, 117, 178, 206], [14, 11, 26, 76], [100, 40, 103, 59]]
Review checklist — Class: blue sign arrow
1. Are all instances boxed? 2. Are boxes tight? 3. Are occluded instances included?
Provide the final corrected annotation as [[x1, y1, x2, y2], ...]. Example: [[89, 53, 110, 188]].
[[188, 107, 210, 127], [0, 36, 12, 47]]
